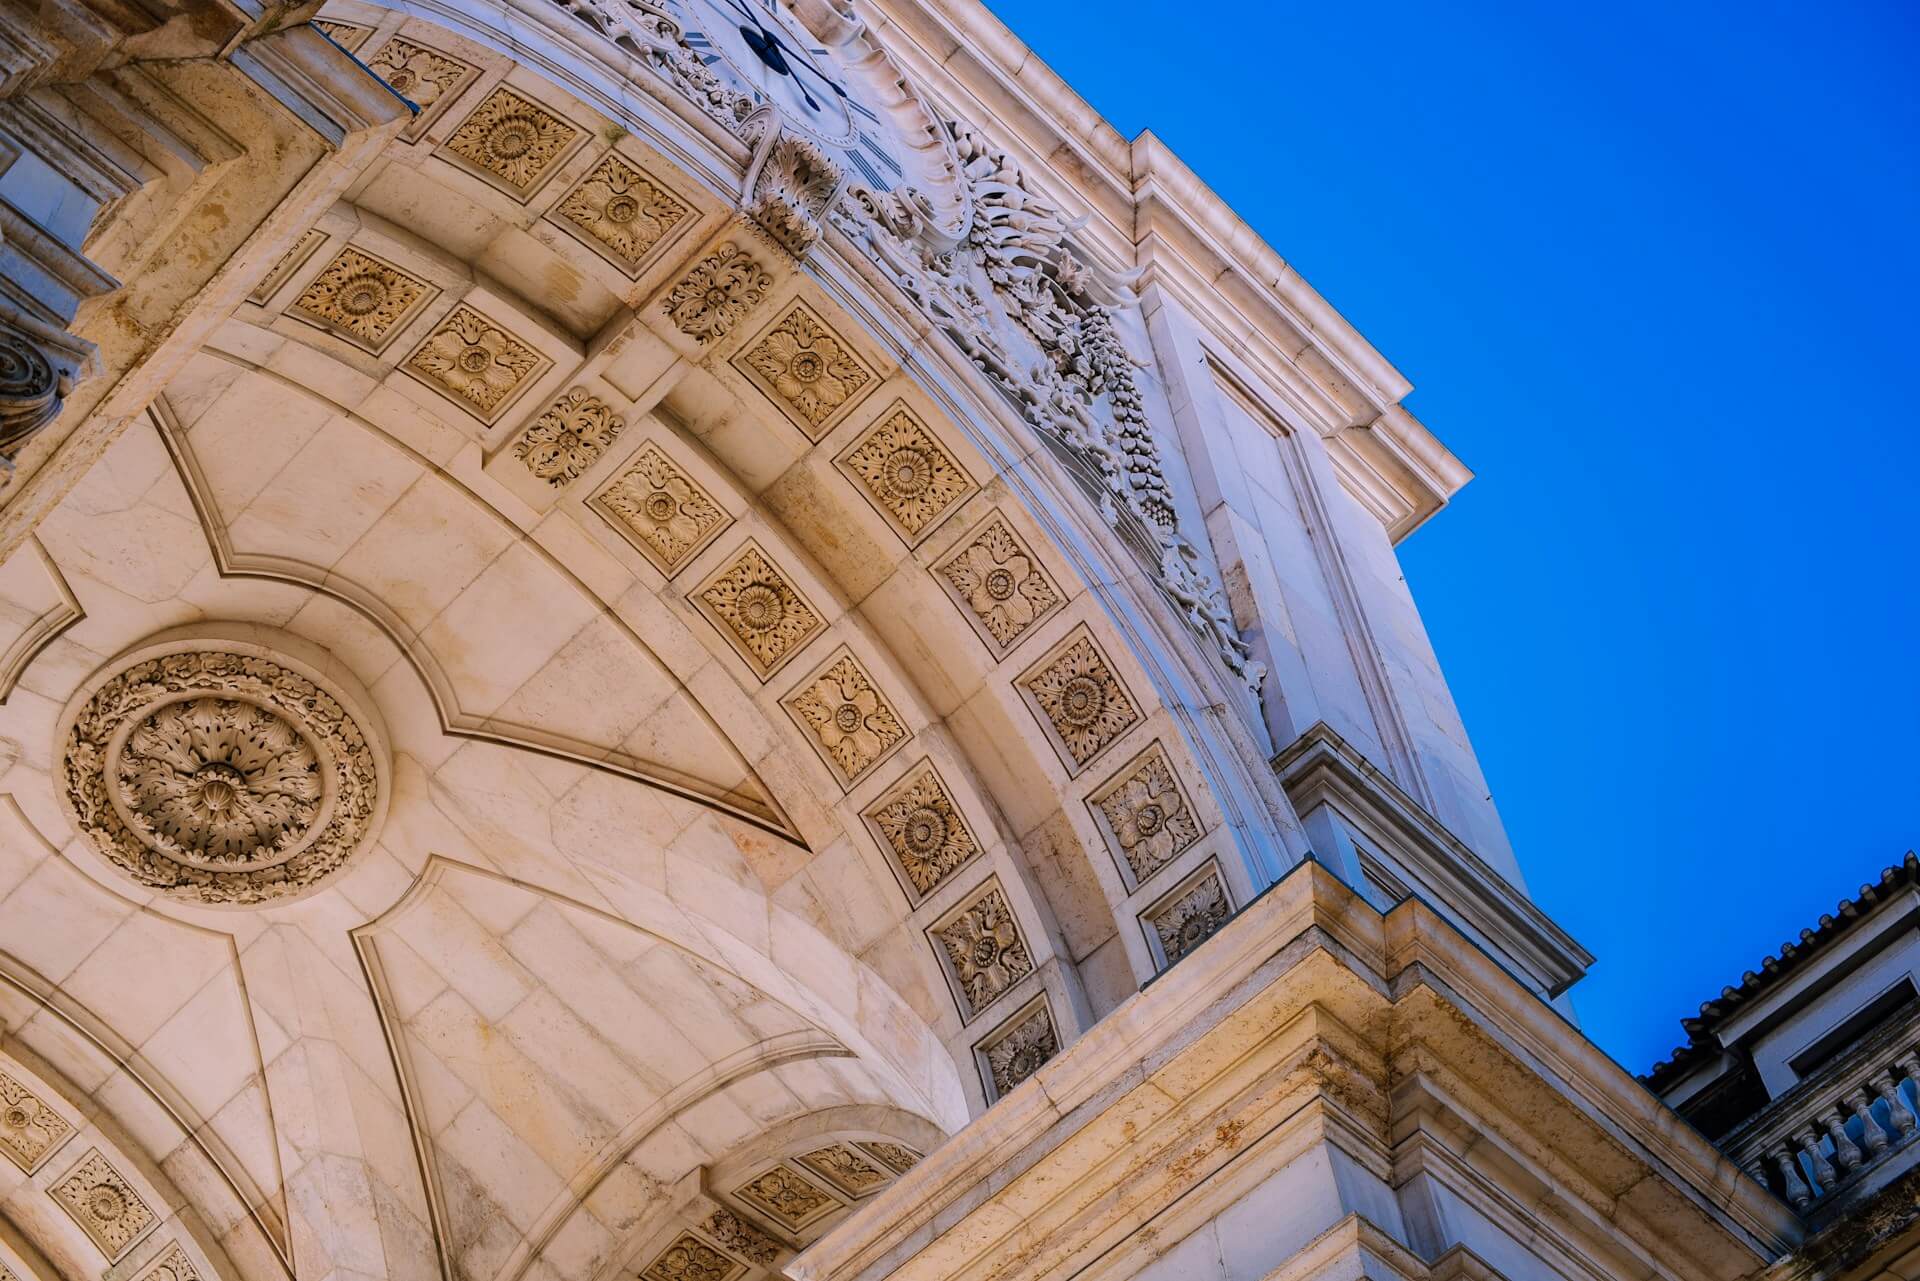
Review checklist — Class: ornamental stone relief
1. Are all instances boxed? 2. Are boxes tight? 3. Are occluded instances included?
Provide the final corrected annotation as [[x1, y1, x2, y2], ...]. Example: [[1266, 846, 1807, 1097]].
[[980, 1000, 1059, 1100], [594, 441, 730, 574], [936, 513, 1062, 653], [693, 543, 822, 679], [1018, 630, 1141, 772], [864, 762, 979, 899], [289, 246, 435, 350], [365, 35, 473, 139], [641, 1232, 742, 1281], [1089, 742, 1202, 887], [405, 304, 546, 421], [782, 651, 907, 788], [662, 242, 771, 344], [554, 153, 691, 273], [1148, 866, 1232, 967], [312, 19, 370, 50], [513, 387, 624, 487], [933, 881, 1035, 1020], [442, 85, 580, 197], [741, 109, 846, 259], [58, 646, 384, 906], [699, 1209, 780, 1266], [136, 1242, 203, 1281], [732, 302, 874, 440], [796, 1144, 889, 1198], [858, 1141, 921, 1174], [839, 404, 974, 541], [732, 1164, 837, 1231], [0, 323, 67, 458], [0, 1068, 71, 1172], [50, 1149, 155, 1260]]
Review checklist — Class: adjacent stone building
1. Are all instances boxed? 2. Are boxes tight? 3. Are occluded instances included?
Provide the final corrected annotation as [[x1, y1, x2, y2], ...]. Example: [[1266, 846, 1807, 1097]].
[[0, 0, 1898, 1278]]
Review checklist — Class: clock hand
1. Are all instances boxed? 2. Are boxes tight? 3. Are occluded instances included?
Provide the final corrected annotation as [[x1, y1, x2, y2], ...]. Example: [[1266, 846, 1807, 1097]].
[[713, 0, 847, 102]]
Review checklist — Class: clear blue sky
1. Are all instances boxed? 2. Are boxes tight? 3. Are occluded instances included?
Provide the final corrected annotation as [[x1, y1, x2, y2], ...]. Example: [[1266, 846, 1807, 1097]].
[[987, 0, 1920, 1070]]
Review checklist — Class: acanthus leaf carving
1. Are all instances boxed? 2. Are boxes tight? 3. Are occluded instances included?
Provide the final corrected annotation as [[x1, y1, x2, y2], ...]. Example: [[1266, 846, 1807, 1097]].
[[740, 107, 846, 260]]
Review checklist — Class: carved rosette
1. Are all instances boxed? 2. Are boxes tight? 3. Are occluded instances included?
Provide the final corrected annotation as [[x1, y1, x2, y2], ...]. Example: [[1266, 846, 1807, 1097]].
[[58, 643, 385, 906], [1019, 630, 1141, 771], [135, 1242, 203, 1281], [932, 881, 1035, 1019], [662, 242, 772, 343], [441, 85, 579, 196], [0, 1068, 71, 1172], [1147, 867, 1233, 966], [732, 1164, 837, 1230], [979, 1000, 1059, 1099], [1090, 742, 1202, 885], [641, 1231, 742, 1281], [50, 1149, 155, 1260]]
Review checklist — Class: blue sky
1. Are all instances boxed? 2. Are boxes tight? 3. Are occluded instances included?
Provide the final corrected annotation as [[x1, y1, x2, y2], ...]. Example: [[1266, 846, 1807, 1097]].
[[986, 0, 1920, 1069]]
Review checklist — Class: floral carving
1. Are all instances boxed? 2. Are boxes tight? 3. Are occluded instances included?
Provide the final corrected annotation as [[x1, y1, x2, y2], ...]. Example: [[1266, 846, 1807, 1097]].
[[1019, 632, 1140, 770], [60, 648, 381, 906], [51, 1149, 155, 1260], [641, 1232, 740, 1281], [866, 763, 978, 897], [513, 388, 624, 486], [137, 1242, 203, 1281], [933, 882, 1034, 1019], [1149, 868, 1232, 966], [735, 304, 872, 438], [290, 246, 432, 349], [733, 1165, 837, 1230], [784, 653, 907, 786], [981, 1002, 1058, 1099], [406, 304, 544, 419], [857, 1141, 921, 1174], [695, 544, 821, 678], [700, 1209, 781, 1265], [0, 1068, 71, 1172], [1091, 744, 1201, 885], [662, 242, 771, 343], [366, 36, 471, 136], [313, 19, 370, 50], [937, 515, 1061, 651], [797, 1144, 889, 1197], [442, 86, 578, 194], [841, 406, 973, 539], [555, 154, 689, 271], [595, 442, 728, 573]]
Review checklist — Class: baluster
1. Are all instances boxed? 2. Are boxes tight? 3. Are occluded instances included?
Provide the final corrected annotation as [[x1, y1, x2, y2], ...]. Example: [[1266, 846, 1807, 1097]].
[[1846, 1087, 1889, 1157], [1875, 1067, 1917, 1141], [1796, 1124, 1837, 1187], [1774, 1145, 1813, 1210], [1825, 1105, 1864, 1172]]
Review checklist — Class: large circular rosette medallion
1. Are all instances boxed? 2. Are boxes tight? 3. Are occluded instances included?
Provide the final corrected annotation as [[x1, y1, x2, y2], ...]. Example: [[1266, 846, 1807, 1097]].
[[57, 641, 385, 906]]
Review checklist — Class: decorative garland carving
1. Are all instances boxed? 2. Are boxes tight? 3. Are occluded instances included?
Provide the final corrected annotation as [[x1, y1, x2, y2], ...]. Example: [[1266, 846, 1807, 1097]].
[[59, 647, 382, 905]]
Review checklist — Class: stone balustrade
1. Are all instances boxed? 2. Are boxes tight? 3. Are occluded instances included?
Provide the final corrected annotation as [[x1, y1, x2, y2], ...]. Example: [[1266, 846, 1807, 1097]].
[[1730, 1021, 1920, 1212]]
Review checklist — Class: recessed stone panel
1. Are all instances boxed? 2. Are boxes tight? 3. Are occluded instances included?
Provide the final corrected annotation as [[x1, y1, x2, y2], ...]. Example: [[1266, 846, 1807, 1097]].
[[930, 878, 1035, 1021], [781, 648, 908, 788], [836, 402, 974, 542], [1088, 740, 1202, 888], [1016, 626, 1141, 774], [732, 301, 876, 440]]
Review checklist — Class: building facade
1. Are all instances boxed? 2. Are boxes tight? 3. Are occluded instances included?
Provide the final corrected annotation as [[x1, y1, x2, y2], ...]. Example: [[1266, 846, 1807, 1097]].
[[0, 0, 1883, 1278]]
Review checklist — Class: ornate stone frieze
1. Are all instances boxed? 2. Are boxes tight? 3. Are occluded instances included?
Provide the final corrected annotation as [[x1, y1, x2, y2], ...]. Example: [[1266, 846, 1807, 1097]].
[[1147, 865, 1233, 966], [857, 1141, 921, 1174], [405, 304, 547, 421], [136, 1242, 203, 1281], [641, 1231, 742, 1281], [838, 404, 974, 540], [593, 441, 729, 574], [936, 512, 1062, 653], [732, 1164, 838, 1231], [312, 19, 371, 51], [545, 0, 752, 132], [933, 881, 1035, 1020], [0, 1067, 71, 1172], [864, 761, 979, 899], [248, 229, 327, 305], [699, 1209, 781, 1265], [796, 1144, 890, 1198], [1018, 629, 1141, 772], [783, 651, 908, 787], [979, 999, 1059, 1099], [0, 322, 68, 459], [741, 108, 846, 259], [441, 85, 579, 196], [290, 246, 435, 350], [365, 35, 473, 138], [662, 242, 771, 344], [553, 153, 690, 273], [59, 646, 383, 906], [50, 1149, 155, 1260], [693, 542, 822, 679], [733, 302, 874, 440], [1089, 742, 1202, 886], [512, 387, 624, 487]]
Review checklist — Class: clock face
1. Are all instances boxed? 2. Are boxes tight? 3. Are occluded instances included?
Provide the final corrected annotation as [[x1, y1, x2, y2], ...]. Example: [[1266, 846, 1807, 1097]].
[[680, 0, 859, 146]]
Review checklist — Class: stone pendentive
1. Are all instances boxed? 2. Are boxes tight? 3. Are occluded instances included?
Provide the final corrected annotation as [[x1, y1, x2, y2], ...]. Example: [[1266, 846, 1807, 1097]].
[[58, 645, 385, 906]]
